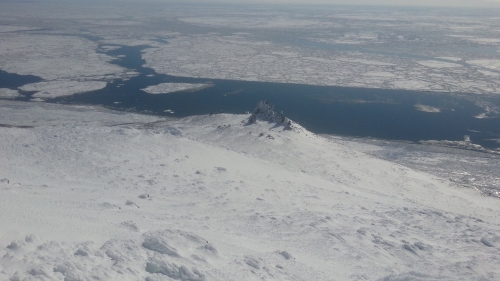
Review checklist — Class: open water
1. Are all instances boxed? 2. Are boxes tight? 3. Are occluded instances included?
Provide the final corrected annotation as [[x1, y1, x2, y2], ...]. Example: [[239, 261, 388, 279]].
[[3, 44, 499, 150]]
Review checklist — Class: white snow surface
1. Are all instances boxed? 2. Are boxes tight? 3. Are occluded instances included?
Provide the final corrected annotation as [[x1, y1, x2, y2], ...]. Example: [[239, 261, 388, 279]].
[[0, 88, 20, 99], [1, 100, 499, 281], [142, 83, 212, 94], [19, 80, 107, 99]]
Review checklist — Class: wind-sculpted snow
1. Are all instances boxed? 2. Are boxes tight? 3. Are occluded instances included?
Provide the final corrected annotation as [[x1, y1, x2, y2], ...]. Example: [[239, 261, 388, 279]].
[[145, 260, 206, 281], [143, 237, 181, 257], [377, 272, 457, 281], [1, 100, 500, 280], [0, 229, 214, 280]]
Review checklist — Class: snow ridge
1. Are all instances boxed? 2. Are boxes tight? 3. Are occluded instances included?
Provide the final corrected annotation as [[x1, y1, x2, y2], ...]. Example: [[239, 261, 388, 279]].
[[1, 100, 499, 280]]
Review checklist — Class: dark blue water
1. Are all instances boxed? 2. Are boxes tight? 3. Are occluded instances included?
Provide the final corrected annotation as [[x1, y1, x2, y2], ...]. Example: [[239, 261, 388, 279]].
[[0, 70, 42, 89], [2, 44, 499, 150]]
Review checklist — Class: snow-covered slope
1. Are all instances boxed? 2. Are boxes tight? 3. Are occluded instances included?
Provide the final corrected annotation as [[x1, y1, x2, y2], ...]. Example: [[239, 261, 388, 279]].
[[0, 100, 499, 281]]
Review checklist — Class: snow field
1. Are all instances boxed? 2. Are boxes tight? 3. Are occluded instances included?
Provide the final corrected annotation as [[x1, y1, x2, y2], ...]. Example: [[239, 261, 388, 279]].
[[0, 100, 499, 280], [1, 4, 499, 279]]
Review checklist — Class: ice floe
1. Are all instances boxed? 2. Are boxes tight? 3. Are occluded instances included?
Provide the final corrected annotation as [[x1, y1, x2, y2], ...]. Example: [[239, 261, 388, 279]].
[[142, 34, 500, 95], [19, 80, 107, 99], [0, 88, 20, 99], [418, 60, 463, 68], [142, 83, 213, 94], [468, 59, 500, 70], [0, 34, 130, 81], [414, 104, 441, 113], [0, 25, 37, 33]]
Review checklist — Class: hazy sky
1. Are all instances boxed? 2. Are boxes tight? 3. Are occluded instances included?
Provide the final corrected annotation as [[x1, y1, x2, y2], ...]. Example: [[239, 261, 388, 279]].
[[167, 0, 500, 7]]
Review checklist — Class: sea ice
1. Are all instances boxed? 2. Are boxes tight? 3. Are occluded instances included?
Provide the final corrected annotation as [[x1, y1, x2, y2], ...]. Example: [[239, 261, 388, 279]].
[[142, 83, 212, 94], [0, 34, 129, 81], [414, 104, 441, 113], [0, 25, 37, 32], [0, 88, 20, 98], [142, 34, 500, 95], [418, 60, 462, 68], [1, 3, 500, 280], [468, 59, 500, 70], [19, 80, 107, 99]]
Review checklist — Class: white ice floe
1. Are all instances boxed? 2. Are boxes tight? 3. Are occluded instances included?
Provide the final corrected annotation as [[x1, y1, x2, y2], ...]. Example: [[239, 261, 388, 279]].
[[100, 38, 161, 47], [415, 104, 441, 113], [0, 25, 37, 33], [465, 38, 500, 44], [318, 32, 380, 45], [179, 16, 341, 29], [143, 34, 500, 95], [0, 34, 130, 81], [19, 80, 107, 99], [363, 71, 397, 78], [0, 99, 499, 280], [478, 69, 500, 77], [418, 60, 462, 68], [419, 139, 487, 153], [468, 59, 500, 70], [141, 83, 212, 94], [436, 57, 462, 62], [99, 45, 122, 51], [0, 88, 20, 98], [390, 79, 436, 91]]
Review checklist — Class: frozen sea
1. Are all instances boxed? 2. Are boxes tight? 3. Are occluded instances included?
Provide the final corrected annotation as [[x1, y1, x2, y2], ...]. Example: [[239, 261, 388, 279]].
[[0, 11, 498, 199], [12, 43, 500, 198], [1, 4, 500, 280], [10, 44, 498, 151]]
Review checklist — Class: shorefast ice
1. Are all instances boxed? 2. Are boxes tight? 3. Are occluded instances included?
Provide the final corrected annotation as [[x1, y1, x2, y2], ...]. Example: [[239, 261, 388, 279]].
[[0, 100, 499, 280]]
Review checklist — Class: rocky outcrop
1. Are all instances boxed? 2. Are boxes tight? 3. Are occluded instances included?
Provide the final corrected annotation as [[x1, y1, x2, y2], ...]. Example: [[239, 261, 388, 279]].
[[247, 100, 294, 130]]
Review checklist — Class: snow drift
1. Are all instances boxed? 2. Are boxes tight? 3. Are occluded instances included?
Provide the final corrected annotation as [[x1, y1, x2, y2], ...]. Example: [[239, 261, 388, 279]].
[[0, 100, 499, 280]]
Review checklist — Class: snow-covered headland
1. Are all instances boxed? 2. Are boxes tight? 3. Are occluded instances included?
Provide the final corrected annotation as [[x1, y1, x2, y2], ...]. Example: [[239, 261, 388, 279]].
[[1, 3, 500, 279], [1, 99, 499, 280]]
